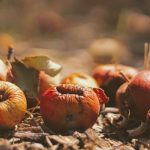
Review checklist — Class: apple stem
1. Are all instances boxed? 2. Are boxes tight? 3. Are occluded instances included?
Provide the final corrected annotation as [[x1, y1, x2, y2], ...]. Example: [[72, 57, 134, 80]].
[[7, 45, 14, 61], [119, 71, 130, 82], [144, 43, 150, 70]]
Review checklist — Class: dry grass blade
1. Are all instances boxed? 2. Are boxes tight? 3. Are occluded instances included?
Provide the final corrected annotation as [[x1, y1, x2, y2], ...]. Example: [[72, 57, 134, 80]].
[[144, 43, 150, 70]]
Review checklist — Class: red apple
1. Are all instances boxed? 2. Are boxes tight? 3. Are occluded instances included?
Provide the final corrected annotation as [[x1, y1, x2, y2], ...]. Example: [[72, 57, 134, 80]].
[[116, 71, 150, 122], [93, 64, 138, 106], [40, 84, 108, 133]]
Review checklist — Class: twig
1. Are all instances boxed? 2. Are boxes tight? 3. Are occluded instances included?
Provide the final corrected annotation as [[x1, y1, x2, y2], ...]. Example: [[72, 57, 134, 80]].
[[144, 43, 150, 70], [119, 71, 130, 82], [7, 45, 14, 60]]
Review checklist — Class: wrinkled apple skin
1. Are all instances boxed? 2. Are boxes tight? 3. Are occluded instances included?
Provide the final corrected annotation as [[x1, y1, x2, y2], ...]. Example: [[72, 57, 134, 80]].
[[40, 84, 108, 133], [61, 73, 98, 88], [126, 71, 150, 121], [0, 81, 27, 129], [93, 64, 138, 106]]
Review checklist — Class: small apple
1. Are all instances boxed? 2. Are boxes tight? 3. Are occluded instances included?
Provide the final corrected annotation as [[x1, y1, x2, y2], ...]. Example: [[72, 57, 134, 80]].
[[40, 84, 108, 133], [61, 73, 98, 88], [39, 71, 61, 98], [0, 81, 27, 129], [93, 64, 138, 106]]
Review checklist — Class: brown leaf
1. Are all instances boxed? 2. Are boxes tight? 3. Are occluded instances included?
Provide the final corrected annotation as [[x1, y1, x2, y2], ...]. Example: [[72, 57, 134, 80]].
[[11, 58, 39, 99]]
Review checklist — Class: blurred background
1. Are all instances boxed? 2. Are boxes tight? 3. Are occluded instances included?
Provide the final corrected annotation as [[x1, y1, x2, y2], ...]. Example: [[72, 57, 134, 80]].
[[0, 0, 150, 75]]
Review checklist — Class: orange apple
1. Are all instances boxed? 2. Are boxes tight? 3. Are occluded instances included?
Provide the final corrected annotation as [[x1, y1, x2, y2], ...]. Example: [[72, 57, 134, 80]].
[[61, 73, 98, 88], [0, 81, 27, 129]]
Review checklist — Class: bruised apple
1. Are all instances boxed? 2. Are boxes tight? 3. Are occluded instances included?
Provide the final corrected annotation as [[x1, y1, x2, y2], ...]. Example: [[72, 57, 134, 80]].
[[93, 64, 138, 106], [115, 71, 150, 136], [0, 81, 27, 129], [40, 84, 108, 133], [116, 71, 150, 121], [61, 73, 98, 88]]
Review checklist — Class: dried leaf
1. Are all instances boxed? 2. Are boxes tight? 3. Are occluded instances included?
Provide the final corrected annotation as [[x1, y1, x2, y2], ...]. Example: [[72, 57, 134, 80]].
[[22, 56, 62, 77], [11, 58, 39, 99]]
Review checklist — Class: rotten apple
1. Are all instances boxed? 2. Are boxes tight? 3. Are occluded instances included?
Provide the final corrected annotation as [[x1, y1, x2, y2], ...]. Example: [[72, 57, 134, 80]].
[[116, 71, 150, 121], [0, 81, 27, 129], [115, 71, 150, 136], [61, 72, 98, 88], [93, 64, 138, 106], [40, 84, 108, 133]]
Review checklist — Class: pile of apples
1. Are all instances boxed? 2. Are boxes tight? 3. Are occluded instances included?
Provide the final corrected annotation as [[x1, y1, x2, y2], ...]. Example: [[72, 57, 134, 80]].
[[0, 44, 150, 137], [0, 48, 108, 133]]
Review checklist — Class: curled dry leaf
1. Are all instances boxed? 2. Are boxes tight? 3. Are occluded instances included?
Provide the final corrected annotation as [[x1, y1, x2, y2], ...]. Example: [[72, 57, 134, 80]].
[[22, 56, 62, 77]]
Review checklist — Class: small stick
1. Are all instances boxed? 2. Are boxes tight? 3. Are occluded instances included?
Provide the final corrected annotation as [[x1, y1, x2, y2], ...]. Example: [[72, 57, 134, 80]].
[[7, 45, 14, 60], [147, 44, 150, 70], [119, 71, 130, 82], [144, 43, 150, 70], [144, 43, 148, 70]]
